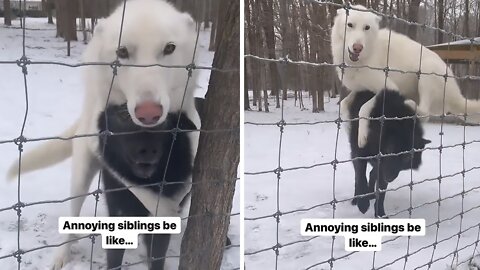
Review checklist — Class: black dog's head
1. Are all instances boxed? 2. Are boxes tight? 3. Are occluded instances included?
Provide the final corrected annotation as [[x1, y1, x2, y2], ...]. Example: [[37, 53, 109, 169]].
[[97, 104, 196, 180]]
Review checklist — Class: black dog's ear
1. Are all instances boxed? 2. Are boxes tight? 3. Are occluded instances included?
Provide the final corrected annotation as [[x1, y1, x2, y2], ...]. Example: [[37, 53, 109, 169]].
[[194, 97, 204, 120], [422, 138, 432, 145]]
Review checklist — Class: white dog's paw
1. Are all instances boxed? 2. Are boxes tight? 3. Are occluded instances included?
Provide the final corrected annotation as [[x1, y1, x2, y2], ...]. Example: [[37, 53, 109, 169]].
[[358, 132, 368, 148], [358, 119, 369, 148], [404, 99, 417, 111], [51, 247, 70, 270]]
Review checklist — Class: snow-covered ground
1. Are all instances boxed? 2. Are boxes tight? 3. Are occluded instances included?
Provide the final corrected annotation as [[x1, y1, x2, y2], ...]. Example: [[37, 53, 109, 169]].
[[0, 18, 239, 269], [245, 94, 480, 270]]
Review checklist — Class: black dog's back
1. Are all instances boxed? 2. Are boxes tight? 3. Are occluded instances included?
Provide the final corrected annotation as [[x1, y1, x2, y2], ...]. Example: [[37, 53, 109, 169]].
[[348, 90, 425, 162], [347, 89, 430, 217]]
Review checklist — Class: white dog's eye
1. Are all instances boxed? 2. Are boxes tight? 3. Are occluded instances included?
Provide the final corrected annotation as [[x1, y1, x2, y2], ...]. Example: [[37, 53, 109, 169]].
[[116, 46, 129, 59], [364, 25, 370, 30], [164, 43, 176, 55], [347, 23, 353, 28]]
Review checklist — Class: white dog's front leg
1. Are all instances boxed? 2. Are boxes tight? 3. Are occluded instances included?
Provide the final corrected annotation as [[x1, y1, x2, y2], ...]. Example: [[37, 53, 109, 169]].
[[340, 91, 355, 121], [53, 139, 100, 270], [128, 186, 180, 216], [358, 97, 377, 148]]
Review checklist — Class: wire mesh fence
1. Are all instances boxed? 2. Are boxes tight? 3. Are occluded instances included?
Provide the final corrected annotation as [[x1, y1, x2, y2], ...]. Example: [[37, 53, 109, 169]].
[[245, 0, 480, 269], [0, 0, 239, 269]]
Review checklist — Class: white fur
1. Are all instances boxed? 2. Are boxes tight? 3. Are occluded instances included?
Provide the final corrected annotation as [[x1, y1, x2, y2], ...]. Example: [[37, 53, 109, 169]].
[[332, 5, 480, 147], [7, 1, 199, 269]]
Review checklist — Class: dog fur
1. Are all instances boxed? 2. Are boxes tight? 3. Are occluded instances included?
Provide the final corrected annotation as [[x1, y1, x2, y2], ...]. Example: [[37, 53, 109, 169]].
[[346, 89, 430, 217], [6, 0, 200, 268], [98, 104, 196, 269], [331, 5, 480, 148]]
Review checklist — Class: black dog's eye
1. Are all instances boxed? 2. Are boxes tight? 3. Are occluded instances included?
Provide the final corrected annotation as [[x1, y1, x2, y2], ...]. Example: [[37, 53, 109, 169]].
[[347, 23, 353, 28], [163, 43, 176, 55], [116, 46, 129, 59], [364, 25, 370, 30]]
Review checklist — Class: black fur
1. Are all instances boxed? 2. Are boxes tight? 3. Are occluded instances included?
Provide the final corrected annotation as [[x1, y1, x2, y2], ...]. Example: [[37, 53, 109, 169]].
[[97, 105, 196, 270], [348, 90, 431, 217]]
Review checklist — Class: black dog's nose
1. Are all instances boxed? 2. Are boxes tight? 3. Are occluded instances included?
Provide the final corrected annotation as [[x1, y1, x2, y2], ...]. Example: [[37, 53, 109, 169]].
[[136, 147, 159, 161]]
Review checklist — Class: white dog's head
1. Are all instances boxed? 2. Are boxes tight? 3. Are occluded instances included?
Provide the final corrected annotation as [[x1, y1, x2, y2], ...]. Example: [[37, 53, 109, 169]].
[[332, 5, 381, 64], [84, 0, 197, 127]]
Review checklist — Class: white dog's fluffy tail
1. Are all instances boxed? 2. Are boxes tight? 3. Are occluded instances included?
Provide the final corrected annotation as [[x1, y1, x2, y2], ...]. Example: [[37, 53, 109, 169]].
[[7, 122, 78, 180]]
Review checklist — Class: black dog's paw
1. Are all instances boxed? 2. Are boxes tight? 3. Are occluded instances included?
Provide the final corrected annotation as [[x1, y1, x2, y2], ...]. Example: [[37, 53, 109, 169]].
[[352, 197, 370, 213], [356, 198, 370, 214]]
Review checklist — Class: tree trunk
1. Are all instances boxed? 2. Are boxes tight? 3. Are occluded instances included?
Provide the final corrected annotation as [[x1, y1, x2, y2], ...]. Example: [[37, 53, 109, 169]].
[[290, 1, 301, 96], [247, 0, 262, 111], [477, 1, 480, 37], [55, 0, 65, 38], [244, 72, 251, 110], [407, 0, 420, 39], [203, 0, 210, 29], [278, 0, 291, 101], [261, 0, 281, 108], [437, 0, 444, 43], [208, 0, 218, 51], [4, 0, 11, 26], [178, 0, 239, 269], [464, 0, 469, 36], [47, 0, 54, 24], [214, 0, 226, 50], [80, 0, 87, 44], [64, 0, 77, 42]]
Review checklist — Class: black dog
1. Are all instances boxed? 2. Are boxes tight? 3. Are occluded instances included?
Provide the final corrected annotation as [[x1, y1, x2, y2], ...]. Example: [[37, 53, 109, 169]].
[[97, 104, 196, 269], [347, 90, 431, 217]]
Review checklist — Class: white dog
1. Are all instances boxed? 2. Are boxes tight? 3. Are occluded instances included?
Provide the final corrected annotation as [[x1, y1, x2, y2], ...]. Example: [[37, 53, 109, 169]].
[[331, 5, 480, 147], [7, 0, 200, 268]]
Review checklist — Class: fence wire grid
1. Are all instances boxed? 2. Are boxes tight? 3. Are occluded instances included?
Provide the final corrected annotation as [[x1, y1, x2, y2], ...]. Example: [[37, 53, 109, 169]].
[[0, 0, 240, 269], [245, 0, 480, 269]]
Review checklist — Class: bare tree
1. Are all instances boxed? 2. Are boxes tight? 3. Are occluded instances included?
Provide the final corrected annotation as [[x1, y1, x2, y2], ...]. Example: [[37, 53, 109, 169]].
[[178, 0, 239, 268], [278, 0, 292, 100], [3, 0, 11, 26], [80, 0, 87, 44], [437, 0, 444, 43], [261, 0, 281, 108], [46, 0, 54, 24], [208, 0, 218, 51], [464, 0, 469, 36], [407, 0, 421, 39]]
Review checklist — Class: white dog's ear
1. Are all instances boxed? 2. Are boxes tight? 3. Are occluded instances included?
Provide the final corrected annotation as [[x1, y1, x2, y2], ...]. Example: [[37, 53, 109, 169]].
[[181, 13, 196, 30], [336, 8, 345, 16], [375, 14, 382, 24], [84, 18, 106, 61]]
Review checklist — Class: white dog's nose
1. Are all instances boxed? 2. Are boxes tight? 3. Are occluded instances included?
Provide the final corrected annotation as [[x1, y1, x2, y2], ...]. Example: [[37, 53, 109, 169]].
[[352, 43, 363, 53], [135, 101, 163, 125]]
